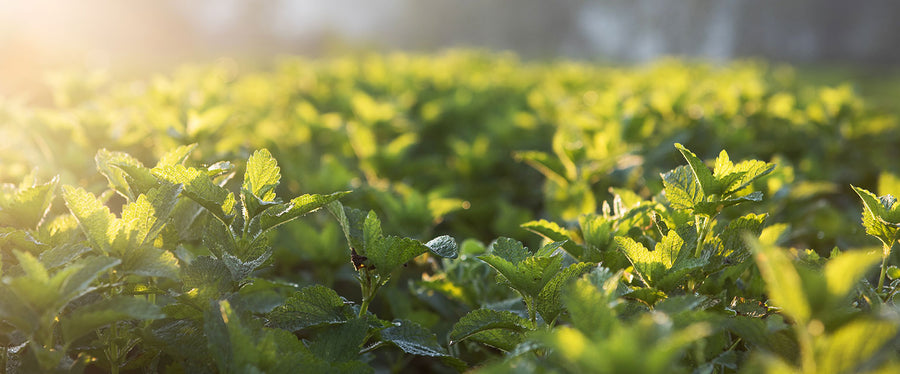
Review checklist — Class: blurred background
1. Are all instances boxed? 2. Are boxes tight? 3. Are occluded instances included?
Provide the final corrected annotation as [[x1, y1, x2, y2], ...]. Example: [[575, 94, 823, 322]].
[[2, 0, 899, 100]]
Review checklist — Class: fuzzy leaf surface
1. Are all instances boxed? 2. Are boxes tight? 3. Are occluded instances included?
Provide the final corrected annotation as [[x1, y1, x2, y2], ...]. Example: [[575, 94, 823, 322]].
[[267, 285, 350, 332], [449, 309, 532, 346]]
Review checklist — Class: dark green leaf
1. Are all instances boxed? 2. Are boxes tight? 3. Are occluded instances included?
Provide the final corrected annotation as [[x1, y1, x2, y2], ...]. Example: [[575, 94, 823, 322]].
[[449, 309, 531, 346], [537, 262, 594, 322], [267, 285, 350, 332], [307, 318, 368, 362], [425, 235, 458, 259]]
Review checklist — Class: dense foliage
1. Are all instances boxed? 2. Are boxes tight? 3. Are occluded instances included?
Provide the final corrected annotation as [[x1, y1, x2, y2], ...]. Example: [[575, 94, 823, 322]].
[[1, 51, 899, 373]]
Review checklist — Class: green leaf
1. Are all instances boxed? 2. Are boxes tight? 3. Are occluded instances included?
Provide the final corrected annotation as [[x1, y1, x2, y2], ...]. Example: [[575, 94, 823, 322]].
[[536, 262, 594, 322], [0, 176, 58, 229], [243, 149, 281, 202], [96, 149, 146, 201], [521, 219, 584, 258], [63, 186, 116, 253], [491, 237, 531, 265], [448, 309, 532, 346], [718, 213, 767, 261], [564, 270, 622, 338], [113, 183, 183, 253], [853, 185, 900, 247], [379, 320, 466, 371], [326, 201, 367, 254], [59, 255, 121, 301], [39, 242, 91, 270], [182, 256, 234, 302], [720, 159, 775, 196], [662, 165, 704, 211], [823, 250, 880, 300], [307, 318, 369, 363], [479, 254, 563, 298], [615, 235, 668, 286], [60, 296, 163, 343], [155, 143, 198, 168], [221, 250, 272, 282], [267, 285, 350, 332], [362, 210, 383, 259], [748, 235, 810, 323], [818, 319, 900, 374], [258, 191, 350, 233], [119, 244, 180, 279], [425, 235, 459, 259], [534, 240, 568, 258], [152, 164, 235, 224], [675, 143, 717, 195], [369, 236, 431, 275]]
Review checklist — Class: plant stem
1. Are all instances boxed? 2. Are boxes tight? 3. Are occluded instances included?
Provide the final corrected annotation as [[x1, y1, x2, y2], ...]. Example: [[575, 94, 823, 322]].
[[1, 346, 7, 374], [358, 270, 381, 318], [694, 215, 710, 257], [107, 322, 120, 374], [878, 243, 890, 293]]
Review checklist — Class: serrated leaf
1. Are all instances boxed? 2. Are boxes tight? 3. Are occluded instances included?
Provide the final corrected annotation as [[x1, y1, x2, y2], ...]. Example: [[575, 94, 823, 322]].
[[362, 210, 383, 259], [39, 242, 91, 270], [662, 165, 704, 211], [535, 240, 568, 258], [425, 235, 458, 259], [327, 201, 367, 254], [853, 185, 900, 247], [0, 176, 58, 229], [721, 159, 775, 196], [536, 262, 594, 322], [491, 237, 530, 265], [748, 235, 810, 323], [823, 250, 880, 300], [60, 296, 163, 343], [564, 274, 621, 338], [479, 254, 564, 298], [379, 320, 467, 371], [114, 183, 183, 253], [378, 319, 446, 357], [152, 165, 235, 224], [96, 149, 145, 201], [182, 256, 234, 301], [267, 285, 350, 332], [63, 186, 116, 253], [370, 236, 430, 275], [521, 219, 584, 258], [119, 244, 180, 278], [675, 143, 717, 195], [258, 192, 349, 234], [243, 149, 281, 202], [718, 213, 767, 261], [156, 143, 198, 168], [221, 250, 272, 282], [307, 318, 368, 363], [616, 235, 668, 286], [448, 309, 532, 346], [12, 249, 49, 284]]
